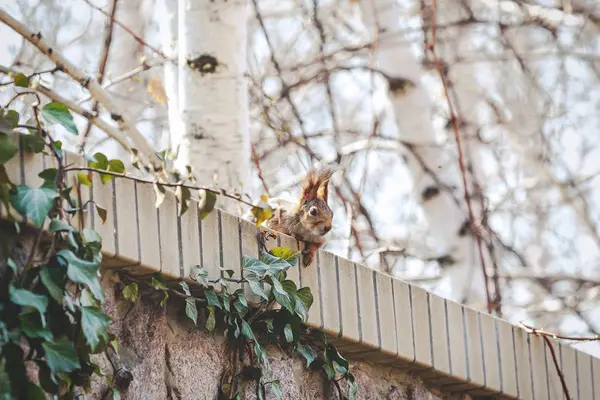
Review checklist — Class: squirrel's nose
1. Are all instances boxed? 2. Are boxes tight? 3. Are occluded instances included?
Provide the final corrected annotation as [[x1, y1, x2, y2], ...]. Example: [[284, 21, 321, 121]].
[[323, 226, 331, 234]]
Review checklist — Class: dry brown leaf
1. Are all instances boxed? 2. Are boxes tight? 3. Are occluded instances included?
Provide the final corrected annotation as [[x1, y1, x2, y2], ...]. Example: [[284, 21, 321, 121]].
[[147, 76, 167, 104]]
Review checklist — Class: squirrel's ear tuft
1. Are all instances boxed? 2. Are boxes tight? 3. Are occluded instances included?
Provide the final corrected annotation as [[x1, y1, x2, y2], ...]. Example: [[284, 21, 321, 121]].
[[301, 168, 334, 202], [316, 168, 333, 201]]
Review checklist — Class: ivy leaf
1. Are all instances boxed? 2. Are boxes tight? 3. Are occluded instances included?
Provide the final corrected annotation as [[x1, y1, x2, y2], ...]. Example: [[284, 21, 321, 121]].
[[151, 273, 168, 291], [246, 277, 269, 300], [82, 228, 102, 252], [19, 311, 53, 341], [205, 306, 216, 332], [203, 288, 221, 309], [323, 362, 335, 379], [242, 256, 269, 278], [40, 266, 65, 303], [19, 134, 44, 153], [198, 189, 216, 220], [160, 292, 169, 307], [296, 344, 317, 367], [0, 133, 18, 164], [9, 285, 48, 326], [89, 152, 108, 170], [112, 388, 121, 400], [80, 288, 99, 307], [12, 72, 28, 88], [260, 253, 291, 273], [250, 195, 273, 227], [77, 172, 92, 187], [49, 218, 73, 233], [270, 278, 293, 312], [295, 287, 313, 320], [41, 102, 78, 135], [38, 168, 58, 183], [95, 204, 107, 224], [58, 249, 104, 302], [81, 306, 111, 351], [348, 380, 359, 400], [110, 340, 120, 359], [26, 383, 45, 400], [190, 264, 209, 286], [42, 337, 81, 373], [50, 140, 62, 160], [185, 297, 198, 325], [175, 185, 191, 216], [153, 183, 165, 208], [9, 184, 58, 228], [270, 247, 300, 265], [270, 380, 283, 400], [283, 324, 293, 343], [6, 257, 17, 274], [108, 159, 125, 174], [122, 283, 138, 303], [179, 281, 191, 296], [240, 320, 255, 341]]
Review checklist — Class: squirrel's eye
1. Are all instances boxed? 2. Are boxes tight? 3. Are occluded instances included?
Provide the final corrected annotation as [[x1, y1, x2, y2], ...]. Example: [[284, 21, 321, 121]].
[[309, 207, 318, 216]]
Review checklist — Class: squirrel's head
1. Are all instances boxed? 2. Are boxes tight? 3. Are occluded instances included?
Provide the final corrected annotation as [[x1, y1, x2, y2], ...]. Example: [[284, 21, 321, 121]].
[[297, 168, 334, 236]]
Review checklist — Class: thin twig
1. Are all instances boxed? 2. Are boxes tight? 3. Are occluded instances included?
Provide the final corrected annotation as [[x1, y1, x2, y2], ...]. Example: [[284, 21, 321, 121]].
[[428, 0, 493, 313], [542, 336, 572, 400], [81, 0, 118, 152]]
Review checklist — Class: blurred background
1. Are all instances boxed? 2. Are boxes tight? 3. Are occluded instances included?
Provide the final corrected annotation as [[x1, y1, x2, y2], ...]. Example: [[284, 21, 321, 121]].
[[1, 0, 599, 357]]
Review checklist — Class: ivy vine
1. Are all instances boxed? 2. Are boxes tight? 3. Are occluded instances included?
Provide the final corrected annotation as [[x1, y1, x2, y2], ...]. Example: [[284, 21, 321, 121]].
[[0, 81, 357, 399]]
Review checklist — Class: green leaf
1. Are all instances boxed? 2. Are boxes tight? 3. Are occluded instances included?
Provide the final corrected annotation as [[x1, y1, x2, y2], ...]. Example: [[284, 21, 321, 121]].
[[37, 361, 59, 394], [13, 73, 28, 88], [190, 264, 208, 285], [152, 273, 168, 291], [122, 283, 138, 303], [38, 168, 58, 183], [9, 285, 48, 326], [19, 311, 52, 341], [112, 388, 121, 400], [95, 204, 107, 224], [323, 362, 335, 379], [20, 134, 44, 153], [296, 344, 317, 367], [250, 198, 273, 227], [240, 320, 255, 341], [42, 337, 81, 374], [81, 306, 111, 351], [41, 102, 78, 135], [82, 228, 102, 252], [6, 257, 17, 274], [10, 184, 58, 228], [40, 266, 64, 303], [26, 383, 45, 400], [203, 288, 221, 309], [0, 133, 18, 164], [270, 278, 293, 312], [295, 287, 313, 319], [270, 247, 300, 264], [205, 306, 216, 332], [80, 288, 99, 307], [50, 140, 62, 159], [160, 292, 169, 307], [260, 252, 291, 272], [108, 159, 125, 174], [49, 218, 73, 232], [110, 339, 119, 359], [185, 297, 198, 325], [348, 380, 359, 400], [269, 380, 282, 400], [179, 281, 191, 296], [175, 185, 191, 216], [247, 277, 269, 300], [198, 189, 216, 220], [90, 152, 108, 170], [77, 172, 92, 187], [58, 249, 103, 302], [283, 324, 293, 342]]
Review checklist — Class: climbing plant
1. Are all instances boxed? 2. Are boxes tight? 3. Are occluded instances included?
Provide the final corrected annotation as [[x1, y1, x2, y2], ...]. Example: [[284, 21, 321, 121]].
[[0, 78, 357, 398]]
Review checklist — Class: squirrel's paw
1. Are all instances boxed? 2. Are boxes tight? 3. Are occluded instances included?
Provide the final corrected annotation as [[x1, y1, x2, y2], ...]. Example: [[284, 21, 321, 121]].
[[301, 243, 319, 267]]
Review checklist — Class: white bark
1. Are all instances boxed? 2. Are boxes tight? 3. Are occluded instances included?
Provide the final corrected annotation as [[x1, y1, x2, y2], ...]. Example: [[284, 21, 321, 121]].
[[357, 0, 487, 304], [175, 0, 250, 200], [158, 0, 179, 152]]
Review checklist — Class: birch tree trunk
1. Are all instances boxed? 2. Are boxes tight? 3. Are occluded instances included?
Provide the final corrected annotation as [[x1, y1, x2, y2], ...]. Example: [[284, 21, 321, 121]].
[[357, 0, 487, 305], [158, 0, 179, 152], [175, 0, 250, 204]]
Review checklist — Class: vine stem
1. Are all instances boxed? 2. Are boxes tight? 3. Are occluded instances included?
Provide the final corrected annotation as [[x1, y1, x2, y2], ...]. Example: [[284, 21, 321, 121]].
[[520, 323, 600, 342], [541, 335, 572, 400], [64, 166, 257, 208], [428, 0, 493, 313]]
